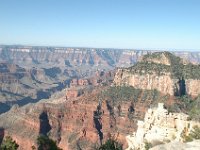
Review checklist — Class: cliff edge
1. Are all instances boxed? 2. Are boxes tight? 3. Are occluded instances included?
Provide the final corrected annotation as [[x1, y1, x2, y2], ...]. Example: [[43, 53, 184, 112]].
[[114, 52, 200, 97]]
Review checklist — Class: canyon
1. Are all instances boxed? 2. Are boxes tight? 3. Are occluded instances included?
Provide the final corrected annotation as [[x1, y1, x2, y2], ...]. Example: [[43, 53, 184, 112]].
[[1, 46, 200, 111], [0, 47, 200, 150]]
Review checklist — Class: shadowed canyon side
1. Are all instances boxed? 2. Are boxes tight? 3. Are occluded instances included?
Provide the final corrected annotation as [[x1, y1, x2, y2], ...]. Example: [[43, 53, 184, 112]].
[[0, 62, 68, 114], [0, 95, 132, 150]]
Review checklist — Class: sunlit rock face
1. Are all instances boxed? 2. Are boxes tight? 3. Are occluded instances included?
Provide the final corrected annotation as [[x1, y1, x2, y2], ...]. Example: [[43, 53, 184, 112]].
[[150, 140, 200, 150], [126, 103, 200, 150], [114, 52, 200, 97], [114, 69, 175, 95]]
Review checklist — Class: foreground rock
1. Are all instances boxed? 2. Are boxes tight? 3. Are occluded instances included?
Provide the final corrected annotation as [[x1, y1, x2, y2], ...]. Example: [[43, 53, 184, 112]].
[[126, 103, 200, 150], [150, 140, 200, 150]]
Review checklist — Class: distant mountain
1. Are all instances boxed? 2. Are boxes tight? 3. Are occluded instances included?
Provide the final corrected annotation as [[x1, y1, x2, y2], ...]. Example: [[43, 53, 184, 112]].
[[0, 62, 69, 113], [0, 46, 200, 69]]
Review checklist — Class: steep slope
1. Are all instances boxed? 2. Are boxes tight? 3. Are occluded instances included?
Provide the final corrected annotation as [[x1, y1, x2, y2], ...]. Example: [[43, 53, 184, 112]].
[[114, 52, 200, 97], [0, 82, 176, 150], [0, 88, 132, 150], [1, 52, 200, 149]]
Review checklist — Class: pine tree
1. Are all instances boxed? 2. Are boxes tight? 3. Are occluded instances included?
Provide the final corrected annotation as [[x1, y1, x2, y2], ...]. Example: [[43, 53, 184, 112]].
[[0, 136, 19, 150]]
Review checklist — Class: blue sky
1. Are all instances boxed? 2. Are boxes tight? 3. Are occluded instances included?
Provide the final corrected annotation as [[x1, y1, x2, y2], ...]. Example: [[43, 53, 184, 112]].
[[0, 0, 200, 50]]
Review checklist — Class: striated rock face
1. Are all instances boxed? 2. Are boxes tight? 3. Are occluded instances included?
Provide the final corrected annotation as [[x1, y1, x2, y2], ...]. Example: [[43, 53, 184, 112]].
[[0, 46, 147, 68], [186, 79, 200, 97], [1, 46, 200, 68], [126, 103, 200, 150], [114, 68, 200, 97], [114, 52, 200, 97], [114, 69, 175, 95], [0, 89, 137, 150]]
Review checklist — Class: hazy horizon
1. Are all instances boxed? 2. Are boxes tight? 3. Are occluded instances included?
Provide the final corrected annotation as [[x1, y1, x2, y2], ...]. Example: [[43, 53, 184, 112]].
[[1, 44, 200, 52]]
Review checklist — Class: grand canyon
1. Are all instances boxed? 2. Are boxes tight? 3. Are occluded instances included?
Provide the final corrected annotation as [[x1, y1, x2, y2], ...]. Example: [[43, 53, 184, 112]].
[[0, 45, 200, 150]]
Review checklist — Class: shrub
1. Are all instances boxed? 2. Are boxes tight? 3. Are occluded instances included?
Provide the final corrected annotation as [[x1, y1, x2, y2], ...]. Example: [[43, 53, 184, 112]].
[[97, 139, 123, 150], [37, 135, 62, 150], [181, 126, 200, 142], [188, 126, 200, 140], [0, 136, 19, 150], [144, 142, 152, 150], [129, 52, 200, 79]]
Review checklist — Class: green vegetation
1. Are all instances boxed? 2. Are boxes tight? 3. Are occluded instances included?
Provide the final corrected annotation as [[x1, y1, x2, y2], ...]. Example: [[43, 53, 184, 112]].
[[100, 86, 139, 105], [129, 52, 200, 79], [168, 95, 200, 121], [0, 136, 19, 150], [100, 85, 199, 121], [167, 103, 182, 113], [143, 52, 181, 64], [143, 52, 163, 60], [129, 61, 170, 76], [37, 135, 62, 150], [99, 86, 165, 122], [188, 126, 200, 140], [100, 86, 162, 103], [188, 96, 200, 121], [144, 142, 153, 150], [181, 126, 200, 142], [97, 139, 123, 150]]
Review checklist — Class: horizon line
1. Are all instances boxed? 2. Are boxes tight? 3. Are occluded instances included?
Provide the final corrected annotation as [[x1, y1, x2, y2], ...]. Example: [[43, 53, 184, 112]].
[[0, 44, 200, 52]]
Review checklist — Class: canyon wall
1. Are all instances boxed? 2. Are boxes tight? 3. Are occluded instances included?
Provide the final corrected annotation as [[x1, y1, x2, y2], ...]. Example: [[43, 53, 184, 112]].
[[186, 79, 200, 97], [114, 69, 175, 95], [0, 90, 139, 150], [1, 46, 200, 68], [114, 68, 200, 97], [114, 69, 200, 97], [114, 52, 200, 97]]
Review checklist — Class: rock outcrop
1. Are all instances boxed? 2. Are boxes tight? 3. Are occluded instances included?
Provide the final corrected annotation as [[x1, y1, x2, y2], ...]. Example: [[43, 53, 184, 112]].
[[150, 140, 200, 150], [114, 69, 175, 95], [126, 103, 200, 150], [114, 52, 200, 97]]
